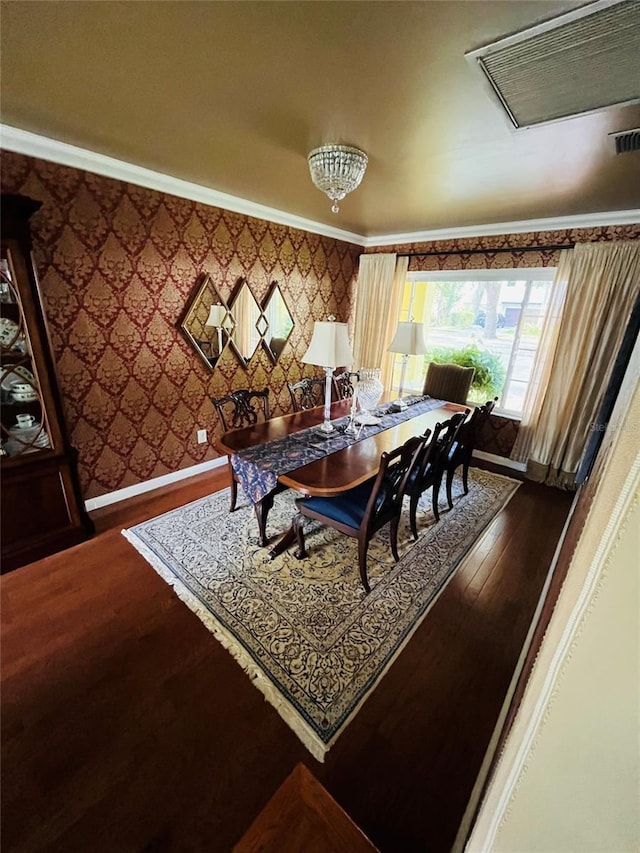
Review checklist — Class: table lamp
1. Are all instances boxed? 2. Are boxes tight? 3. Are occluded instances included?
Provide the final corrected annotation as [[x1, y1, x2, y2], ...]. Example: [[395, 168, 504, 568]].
[[205, 303, 227, 355], [388, 321, 427, 407], [302, 317, 354, 433]]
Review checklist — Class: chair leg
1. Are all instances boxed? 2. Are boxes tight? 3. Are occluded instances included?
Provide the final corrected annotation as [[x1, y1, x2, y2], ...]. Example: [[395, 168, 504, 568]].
[[431, 479, 441, 523], [390, 517, 400, 562], [446, 468, 455, 510], [409, 493, 420, 540], [462, 461, 470, 494], [357, 535, 371, 593], [292, 513, 307, 559]]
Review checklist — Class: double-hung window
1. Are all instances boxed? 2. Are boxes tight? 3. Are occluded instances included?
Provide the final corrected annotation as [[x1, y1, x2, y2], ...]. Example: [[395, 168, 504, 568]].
[[391, 268, 556, 416]]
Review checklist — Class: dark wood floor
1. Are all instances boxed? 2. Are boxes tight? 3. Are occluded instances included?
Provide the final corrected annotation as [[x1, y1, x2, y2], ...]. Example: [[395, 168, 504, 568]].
[[1, 466, 573, 853]]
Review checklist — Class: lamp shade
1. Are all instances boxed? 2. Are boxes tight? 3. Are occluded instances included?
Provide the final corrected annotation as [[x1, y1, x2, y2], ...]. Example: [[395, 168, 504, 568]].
[[205, 304, 226, 327], [388, 321, 427, 355], [302, 321, 353, 368]]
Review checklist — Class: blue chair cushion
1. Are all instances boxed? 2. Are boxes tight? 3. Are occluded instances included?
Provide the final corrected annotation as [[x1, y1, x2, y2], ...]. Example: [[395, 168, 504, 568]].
[[300, 479, 375, 529]]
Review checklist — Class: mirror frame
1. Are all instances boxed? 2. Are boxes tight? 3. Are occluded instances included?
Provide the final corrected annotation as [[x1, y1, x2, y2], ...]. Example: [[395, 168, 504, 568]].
[[226, 278, 263, 368], [178, 273, 230, 370], [261, 282, 295, 364]]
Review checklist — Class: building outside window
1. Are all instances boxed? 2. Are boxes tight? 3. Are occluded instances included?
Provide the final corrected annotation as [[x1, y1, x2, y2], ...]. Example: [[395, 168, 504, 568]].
[[392, 268, 556, 416]]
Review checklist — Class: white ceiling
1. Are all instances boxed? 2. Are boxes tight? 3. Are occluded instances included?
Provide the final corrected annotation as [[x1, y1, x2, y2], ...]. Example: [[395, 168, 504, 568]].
[[1, 0, 639, 242]]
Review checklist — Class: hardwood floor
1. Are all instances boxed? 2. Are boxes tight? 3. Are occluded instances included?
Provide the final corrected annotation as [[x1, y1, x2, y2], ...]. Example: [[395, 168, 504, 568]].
[[1, 466, 573, 853]]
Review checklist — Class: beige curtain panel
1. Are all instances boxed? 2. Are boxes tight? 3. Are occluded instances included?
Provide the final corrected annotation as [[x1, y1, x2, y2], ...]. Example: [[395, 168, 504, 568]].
[[514, 240, 640, 488], [353, 253, 408, 394]]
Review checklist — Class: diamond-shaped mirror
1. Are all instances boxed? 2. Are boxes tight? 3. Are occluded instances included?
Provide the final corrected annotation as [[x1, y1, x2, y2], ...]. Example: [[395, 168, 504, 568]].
[[227, 279, 262, 367], [179, 274, 229, 370], [262, 283, 294, 363]]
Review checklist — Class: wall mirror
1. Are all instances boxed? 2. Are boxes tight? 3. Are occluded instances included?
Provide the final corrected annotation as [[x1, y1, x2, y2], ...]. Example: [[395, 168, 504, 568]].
[[227, 278, 262, 367], [179, 273, 231, 370], [262, 283, 294, 363]]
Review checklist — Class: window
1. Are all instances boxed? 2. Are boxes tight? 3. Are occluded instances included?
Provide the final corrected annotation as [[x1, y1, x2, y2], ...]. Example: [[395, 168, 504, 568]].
[[391, 268, 556, 415]]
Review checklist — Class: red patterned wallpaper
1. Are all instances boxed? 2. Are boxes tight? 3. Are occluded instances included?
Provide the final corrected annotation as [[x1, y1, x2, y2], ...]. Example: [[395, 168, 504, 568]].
[[2, 151, 638, 495], [1, 152, 360, 498], [366, 225, 640, 269]]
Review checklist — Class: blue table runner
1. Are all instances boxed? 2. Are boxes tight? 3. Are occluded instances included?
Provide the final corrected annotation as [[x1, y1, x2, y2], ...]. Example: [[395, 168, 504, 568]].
[[231, 396, 446, 503]]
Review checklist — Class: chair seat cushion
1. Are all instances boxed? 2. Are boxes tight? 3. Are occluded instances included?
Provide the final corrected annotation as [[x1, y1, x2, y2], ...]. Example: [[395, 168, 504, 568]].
[[299, 479, 375, 528]]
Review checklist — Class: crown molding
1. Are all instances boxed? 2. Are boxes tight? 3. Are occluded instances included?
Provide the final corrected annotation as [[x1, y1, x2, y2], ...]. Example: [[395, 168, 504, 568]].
[[0, 125, 366, 246], [2, 124, 638, 249], [364, 209, 640, 247]]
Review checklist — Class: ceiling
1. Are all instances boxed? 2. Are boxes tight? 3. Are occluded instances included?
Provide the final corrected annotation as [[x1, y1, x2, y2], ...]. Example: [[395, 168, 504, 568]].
[[1, 0, 639, 242]]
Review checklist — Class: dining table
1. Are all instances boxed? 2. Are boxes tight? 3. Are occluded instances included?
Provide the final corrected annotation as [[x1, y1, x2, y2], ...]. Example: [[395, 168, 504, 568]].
[[214, 395, 467, 555]]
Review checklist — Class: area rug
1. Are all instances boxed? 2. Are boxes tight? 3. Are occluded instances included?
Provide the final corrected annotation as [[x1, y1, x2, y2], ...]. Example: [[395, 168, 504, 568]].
[[122, 468, 519, 761]]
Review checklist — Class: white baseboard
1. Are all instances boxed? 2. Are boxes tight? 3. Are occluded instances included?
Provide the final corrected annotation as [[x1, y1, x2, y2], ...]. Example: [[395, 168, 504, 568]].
[[473, 449, 526, 472], [84, 456, 227, 512]]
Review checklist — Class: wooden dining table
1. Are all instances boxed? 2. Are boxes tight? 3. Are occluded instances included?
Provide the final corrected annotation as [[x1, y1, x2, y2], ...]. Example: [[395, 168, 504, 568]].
[[215, 397, 466, 554]]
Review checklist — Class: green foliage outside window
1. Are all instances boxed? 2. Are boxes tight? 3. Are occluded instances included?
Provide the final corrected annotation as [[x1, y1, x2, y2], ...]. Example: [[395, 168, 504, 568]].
[[424, 344, 506, 403]]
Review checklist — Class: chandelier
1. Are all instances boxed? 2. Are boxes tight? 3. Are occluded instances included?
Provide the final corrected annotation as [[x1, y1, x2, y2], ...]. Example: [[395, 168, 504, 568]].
[[307, 144, 368, 213]]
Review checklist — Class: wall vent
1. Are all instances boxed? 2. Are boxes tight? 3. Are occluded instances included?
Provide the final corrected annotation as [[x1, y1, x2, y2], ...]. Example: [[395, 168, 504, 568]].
[[611, 128, 640, 154], [466, 0, 640, 129]]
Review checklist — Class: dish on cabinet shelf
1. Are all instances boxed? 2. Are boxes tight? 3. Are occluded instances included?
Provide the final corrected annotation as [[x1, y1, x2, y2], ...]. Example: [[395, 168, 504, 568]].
[[0, 316, 22, 348], [1, 364, 36, 392]]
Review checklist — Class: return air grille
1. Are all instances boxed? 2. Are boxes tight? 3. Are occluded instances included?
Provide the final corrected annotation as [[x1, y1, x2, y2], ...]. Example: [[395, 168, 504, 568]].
[[466, 0, 640, 128], [612, 128, 640, 153]]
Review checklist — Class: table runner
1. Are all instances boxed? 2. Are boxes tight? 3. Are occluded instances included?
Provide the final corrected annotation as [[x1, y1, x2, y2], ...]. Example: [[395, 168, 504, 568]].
[[231, 396, 446, 502]]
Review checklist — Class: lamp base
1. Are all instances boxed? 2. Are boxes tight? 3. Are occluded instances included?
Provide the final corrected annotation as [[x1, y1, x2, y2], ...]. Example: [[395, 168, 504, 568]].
[[318, 420, 334, 433]]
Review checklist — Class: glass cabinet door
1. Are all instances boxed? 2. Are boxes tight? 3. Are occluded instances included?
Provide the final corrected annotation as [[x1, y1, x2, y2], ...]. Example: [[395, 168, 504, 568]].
[[0, 249, 53, 457]]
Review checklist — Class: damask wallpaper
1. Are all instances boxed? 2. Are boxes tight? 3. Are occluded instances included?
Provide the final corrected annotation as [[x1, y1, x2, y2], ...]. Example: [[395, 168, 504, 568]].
[[2, 151, 638, 497], [365, 225, 640, 269], [1, 152, 360, 498]]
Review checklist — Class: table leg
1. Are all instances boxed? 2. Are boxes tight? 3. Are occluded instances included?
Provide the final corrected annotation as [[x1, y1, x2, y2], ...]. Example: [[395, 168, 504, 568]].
[[269, 525, 296, 560], [254, 493, 275, 547]]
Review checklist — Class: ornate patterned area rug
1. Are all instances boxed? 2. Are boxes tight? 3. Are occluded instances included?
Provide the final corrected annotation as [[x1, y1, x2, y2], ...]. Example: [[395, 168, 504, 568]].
[[122, 469, 519, 761]]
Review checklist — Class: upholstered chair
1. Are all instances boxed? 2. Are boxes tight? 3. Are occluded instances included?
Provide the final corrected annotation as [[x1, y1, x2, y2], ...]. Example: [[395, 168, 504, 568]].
[[422, 362, 475, 404], [291, 433, 428, 593]]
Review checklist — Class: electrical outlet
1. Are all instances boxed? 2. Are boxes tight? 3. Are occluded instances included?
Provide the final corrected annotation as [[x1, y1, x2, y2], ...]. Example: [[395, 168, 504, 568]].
[[197, 429, 208, 444]]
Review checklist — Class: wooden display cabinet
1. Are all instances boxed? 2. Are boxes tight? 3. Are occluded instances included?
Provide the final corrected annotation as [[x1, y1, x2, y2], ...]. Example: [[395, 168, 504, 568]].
[[1, 194, 93, 572]]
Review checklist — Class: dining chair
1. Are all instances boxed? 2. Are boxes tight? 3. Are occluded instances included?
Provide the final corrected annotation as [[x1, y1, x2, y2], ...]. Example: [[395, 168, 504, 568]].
[[290, 432, 428, 593], [213, 388, 272, 512], [404, 411, 468, 539], [422, 362, 475, 404], [332, 370, 360, 400], [287, 377, 326, 412], [443, 398, 498, 508]]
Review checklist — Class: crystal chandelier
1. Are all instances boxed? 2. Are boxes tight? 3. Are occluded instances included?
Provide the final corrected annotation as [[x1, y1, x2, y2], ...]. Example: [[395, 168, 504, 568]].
[[307, 144, 368, 213]]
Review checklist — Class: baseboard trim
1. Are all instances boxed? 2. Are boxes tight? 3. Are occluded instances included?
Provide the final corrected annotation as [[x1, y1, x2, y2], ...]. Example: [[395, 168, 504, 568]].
[[473, 450, 526, 472], [85, 456, 227, 512]]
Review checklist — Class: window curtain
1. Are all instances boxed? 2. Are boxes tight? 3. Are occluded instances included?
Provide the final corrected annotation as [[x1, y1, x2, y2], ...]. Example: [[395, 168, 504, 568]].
[[511, 240, 640, 489], [352, 254, 408, 395]]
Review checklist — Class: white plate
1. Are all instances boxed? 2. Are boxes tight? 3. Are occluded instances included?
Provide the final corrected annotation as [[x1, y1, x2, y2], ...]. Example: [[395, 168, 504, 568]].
[[1, 364, 36, 392], [0, 316, 21, 347]]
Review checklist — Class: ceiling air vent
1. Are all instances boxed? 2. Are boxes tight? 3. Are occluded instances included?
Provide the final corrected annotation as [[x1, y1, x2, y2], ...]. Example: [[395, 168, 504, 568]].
[[466, 0, 640, 129], [611, 127, 640, 154]]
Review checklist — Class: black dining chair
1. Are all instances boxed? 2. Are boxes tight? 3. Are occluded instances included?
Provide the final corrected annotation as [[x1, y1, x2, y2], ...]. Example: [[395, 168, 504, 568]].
[[443, 398, 498, 508], [290, 432, 428, 593], [287, 377, 326, 412], [213, 388, 272, 512], [404, 411, 468, 539], [332, 370, 360, 400]]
